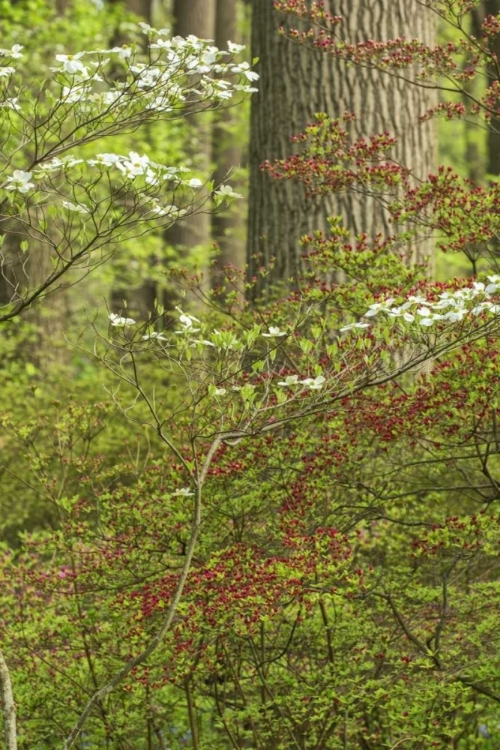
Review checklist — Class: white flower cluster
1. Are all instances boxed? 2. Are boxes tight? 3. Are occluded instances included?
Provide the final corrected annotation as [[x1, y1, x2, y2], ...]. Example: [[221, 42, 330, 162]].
[[47, 25, 259, 111], [62, 201, 89, 214], [35, 156, 83, 175], [172, 487, 194, 497], [368, 278, 500, 326], [109, 313, 136, 326], [108, 314, 171, 342], [0, 46, 23, 80], [142, 331, 168, 342], [3, 170, 35, 194], [175, 307, 201, 334], [82, 152, 209, 193], [340, 277, 500, 334], [277, 374, 326, 390], [0, 97, 20, 111], [2, 152, 224, 218], [88, 151, 162, 184], [262, 326, 286, 338], [0, 45, 23, 59], [214, 184, 242, 200]]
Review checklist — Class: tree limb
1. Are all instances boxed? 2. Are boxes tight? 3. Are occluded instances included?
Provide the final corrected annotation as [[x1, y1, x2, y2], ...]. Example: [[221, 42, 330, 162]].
[[0, 648, 18, 750]]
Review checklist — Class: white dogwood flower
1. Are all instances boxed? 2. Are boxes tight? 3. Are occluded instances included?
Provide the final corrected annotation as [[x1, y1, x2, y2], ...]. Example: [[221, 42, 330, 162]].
[[54, 52, 88, 75], [117, 151, 151, 179], [109, 313, 136, 326], [88, 153, 122, 167], [0, 45, 23, 59], [339, 322, 370, 333], [277, 375, 300, 387], [5, 170, 35, 193], [215, 184, 242, 199], [142, 331, 168, 341], [227, 41, 246, 54], [262, 326, 286, 337], [172, 487, 194, 497], [0, 97, 20, 111], [62, 201, 89, 213], [301, 375, 326, 390]]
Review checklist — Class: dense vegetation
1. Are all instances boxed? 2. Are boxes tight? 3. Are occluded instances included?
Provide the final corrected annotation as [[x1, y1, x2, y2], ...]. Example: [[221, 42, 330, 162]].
[[3, 1, 500, 748]]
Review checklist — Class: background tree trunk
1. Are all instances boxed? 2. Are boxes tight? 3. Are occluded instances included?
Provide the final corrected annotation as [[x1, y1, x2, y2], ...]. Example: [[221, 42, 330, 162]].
[[163, 0, 216, 302], [247, 0, 437, 294], [0, 218, 71, 368], [467, 1, 500, 273], [477, 0, 500, 177], [126, 0, 152, 22], [211, 0, 247, 291]]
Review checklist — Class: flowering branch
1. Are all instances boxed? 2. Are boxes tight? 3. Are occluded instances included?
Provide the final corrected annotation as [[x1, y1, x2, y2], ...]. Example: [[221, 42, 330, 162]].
[[0, 26, 257, 323], [62, 435, 221, 750]]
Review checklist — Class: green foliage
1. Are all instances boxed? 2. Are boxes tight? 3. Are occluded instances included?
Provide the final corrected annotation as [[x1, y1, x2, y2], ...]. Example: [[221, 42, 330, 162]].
[[5, 2, 500, 749]]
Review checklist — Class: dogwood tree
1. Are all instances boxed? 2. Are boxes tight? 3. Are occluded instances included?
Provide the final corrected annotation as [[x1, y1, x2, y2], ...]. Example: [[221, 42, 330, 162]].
[[0, 23, 255, 323]]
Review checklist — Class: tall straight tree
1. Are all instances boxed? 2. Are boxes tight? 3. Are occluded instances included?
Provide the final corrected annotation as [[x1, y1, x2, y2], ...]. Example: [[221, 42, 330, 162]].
[[247, 0, 437, 294], [126, 0, 152, 22], [165, 0, 216, 291], [472, 1, 500, 177], [111, 0, 215, 320], [211, 0, 247, 286]]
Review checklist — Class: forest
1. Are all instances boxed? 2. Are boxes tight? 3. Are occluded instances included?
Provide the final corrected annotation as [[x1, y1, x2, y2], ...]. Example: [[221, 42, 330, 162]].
[[2, 0, 500, 748]]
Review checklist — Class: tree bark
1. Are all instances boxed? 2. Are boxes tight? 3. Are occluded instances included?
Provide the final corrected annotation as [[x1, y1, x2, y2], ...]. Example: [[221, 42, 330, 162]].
[[171, 0, 216, 217], [211, 0, 247, 290], [480, 1, 500, 177], [0, 218, 71, 368], [126, 0, 152, 22], [165, 0, 216, 297], [0, 648, 17, 750], [247, 0, 437, 293]]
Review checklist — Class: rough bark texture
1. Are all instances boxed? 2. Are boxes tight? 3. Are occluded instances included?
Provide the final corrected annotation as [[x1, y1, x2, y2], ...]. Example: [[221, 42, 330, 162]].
[[173, 0, 216, 33], [211, 0, 246, 288], [473, 1, 500, 177], [247, 0, 437, 292], [484, 0, 500, 177]]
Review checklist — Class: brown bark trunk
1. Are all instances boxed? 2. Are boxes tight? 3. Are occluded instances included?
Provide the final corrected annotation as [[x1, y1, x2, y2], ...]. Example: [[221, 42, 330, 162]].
[[481, 0, 500, 176], [0, 649, 17, 750], [126, 0, 152, 21], [108, 0, 155, 320], [469, 1, 500, 273], [211, 0, 246, 291], [164, 0, 216, 297], [471, 1, 500, 177], [247, 0, 436, 294], [0, 219, 70, 368]]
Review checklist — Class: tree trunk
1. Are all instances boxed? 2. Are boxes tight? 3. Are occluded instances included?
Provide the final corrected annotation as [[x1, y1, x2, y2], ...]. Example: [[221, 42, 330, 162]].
[[126, 0, 152, 22], [480, 1, 500, 177], [0, 218, 72, 368], [211, 0, 247, 292], [164, 0, 216, 299], [0, 648, 17, 750], [247, 0, 436, 294], [468, 1, 500, 273]]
